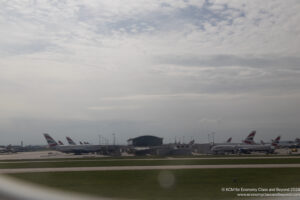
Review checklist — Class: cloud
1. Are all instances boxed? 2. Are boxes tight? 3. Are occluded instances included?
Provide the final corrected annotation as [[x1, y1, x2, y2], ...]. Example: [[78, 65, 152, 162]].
[[156, 54, 300, 69], [88, 105, 140, 111], [0, 0, 300, 143]]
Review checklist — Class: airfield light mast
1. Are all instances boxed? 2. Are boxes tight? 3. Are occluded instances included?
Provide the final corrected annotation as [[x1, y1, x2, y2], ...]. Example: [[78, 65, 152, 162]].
[[212, 132, 215, 145], [112, 133, 116, 146]]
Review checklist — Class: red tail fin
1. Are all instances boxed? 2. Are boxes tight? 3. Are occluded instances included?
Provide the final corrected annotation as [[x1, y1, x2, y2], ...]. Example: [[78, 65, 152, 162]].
[[243, 130, 256, 144], [66, 137, 76, 145], [43, 133, 58, 147], [274, 136, 281, 143], [226, 137, 232, 143]]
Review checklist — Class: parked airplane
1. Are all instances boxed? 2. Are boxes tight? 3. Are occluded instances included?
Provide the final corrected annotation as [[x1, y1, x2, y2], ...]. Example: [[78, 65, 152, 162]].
[[272, 136, 299, 148], [58, 140, 64, 145], [239, 145, 274, 154], [43, 133, 122, 155], [44, 133, 101, 154], [261, 136, 280, 146], [211, 143, 274, 155], [210, 144, 236, 154], [0, 146, 11, 153], [213, 131, 256, 146], [211, 131, 274, 154]]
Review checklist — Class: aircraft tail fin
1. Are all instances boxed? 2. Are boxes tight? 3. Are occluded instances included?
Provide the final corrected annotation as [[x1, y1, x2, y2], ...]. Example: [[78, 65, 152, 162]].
[[274, 136, 281, 143], [226, 137, 232, 143], [66, 136, 76, 145], [271, 136, 281, 147], [243, 130, 256, 144], [58, 140, 64, 145], [43, 133, 58, 147], [189, 140, 195, 145]]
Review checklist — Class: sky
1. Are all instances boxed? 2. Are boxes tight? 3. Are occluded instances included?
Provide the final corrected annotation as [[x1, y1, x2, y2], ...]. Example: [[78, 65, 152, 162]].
[[0, 0, 300, 145]]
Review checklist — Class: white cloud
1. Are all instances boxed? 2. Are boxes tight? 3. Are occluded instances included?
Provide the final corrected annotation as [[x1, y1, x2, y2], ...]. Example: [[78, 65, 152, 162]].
[[88, 105, 140, 111], [0, 0, 300, 143]]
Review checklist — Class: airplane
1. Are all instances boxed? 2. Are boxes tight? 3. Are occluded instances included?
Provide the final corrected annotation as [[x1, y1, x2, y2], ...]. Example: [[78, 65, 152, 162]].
[[43, 133, 122, 155], [261, 136, 280, 146], [211, 131, 274, 154], [211, 143, 275, 155], [213, 131, 256, 146], [271, 136, 299, 148], [44, 133, 101, 155], [210, 144, 236, 154], [237, 135, 277, 154], [0, 146, 12, 153], [236, 144, 274, 154], [58, 140, 64, 145], [0, 144, 26, 153]]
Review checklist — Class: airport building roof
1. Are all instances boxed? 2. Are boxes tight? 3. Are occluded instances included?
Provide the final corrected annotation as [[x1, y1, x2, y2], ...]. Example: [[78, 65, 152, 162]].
[[127, 135, 163, 147]]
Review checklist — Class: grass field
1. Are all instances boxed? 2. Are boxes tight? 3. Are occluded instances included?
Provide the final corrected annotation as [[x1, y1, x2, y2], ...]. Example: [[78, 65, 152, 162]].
[[1, 157, 300, 169], [8, 168, 300, 200]]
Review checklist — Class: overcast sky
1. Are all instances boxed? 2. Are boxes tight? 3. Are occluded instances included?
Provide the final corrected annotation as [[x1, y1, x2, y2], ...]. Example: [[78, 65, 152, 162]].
[[1, 0, 300, 145]]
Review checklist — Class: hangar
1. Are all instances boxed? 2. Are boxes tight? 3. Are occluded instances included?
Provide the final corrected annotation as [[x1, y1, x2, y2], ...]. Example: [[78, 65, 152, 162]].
[[127, 135, 163, 147]]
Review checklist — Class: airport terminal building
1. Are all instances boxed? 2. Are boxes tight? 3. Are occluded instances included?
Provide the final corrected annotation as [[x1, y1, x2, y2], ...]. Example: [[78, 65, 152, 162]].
[[127, 135, 163, 147]]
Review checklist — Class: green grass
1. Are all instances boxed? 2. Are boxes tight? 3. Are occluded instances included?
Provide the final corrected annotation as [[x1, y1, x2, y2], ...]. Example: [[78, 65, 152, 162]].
[[1, 158, 300, 169], [8, 168, 300, 200]]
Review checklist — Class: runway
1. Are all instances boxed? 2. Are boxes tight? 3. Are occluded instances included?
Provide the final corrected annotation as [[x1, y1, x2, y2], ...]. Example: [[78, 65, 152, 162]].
[[0, 151, 106, 160], [1, 150, 300, 163], [1, 163, 300, 174]]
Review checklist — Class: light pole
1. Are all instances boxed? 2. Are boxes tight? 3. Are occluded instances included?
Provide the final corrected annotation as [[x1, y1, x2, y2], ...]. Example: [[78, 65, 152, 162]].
[[112, 133, 116, 146], [207, 133, 210, 143], [211, 132, 215, 145]]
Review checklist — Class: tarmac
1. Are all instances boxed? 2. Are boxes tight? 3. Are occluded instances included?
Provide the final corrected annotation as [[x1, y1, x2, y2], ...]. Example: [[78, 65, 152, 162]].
[[1, 163, 300, 174], [0, 151, 106, 160], [1, 150, 300, 161]]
